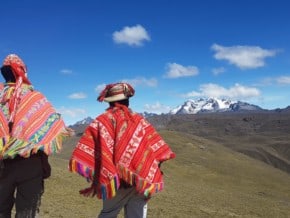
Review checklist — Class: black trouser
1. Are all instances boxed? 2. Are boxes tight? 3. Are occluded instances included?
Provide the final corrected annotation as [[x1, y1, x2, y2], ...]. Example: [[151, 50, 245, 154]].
[[0, 154, 44, 218]]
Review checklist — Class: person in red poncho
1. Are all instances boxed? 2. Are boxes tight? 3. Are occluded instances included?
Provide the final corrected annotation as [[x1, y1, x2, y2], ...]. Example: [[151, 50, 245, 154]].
[[0, 54, 72, 217], [69, 82, 176, 218]]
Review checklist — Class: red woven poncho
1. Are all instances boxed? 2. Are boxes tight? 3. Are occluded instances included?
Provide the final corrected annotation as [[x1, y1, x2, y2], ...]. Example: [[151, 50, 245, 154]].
[[0, 83, 72, 159], [69, 105, 176, 200]]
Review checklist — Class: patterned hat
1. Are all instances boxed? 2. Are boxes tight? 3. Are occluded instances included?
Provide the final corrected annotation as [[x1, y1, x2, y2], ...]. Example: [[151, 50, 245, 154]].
[[2, 54, 31, 85], [97, 82, 135, 102]]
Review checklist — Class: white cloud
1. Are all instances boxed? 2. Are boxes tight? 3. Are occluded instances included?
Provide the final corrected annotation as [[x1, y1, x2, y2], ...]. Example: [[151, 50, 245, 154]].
[[57, 107, 86, 118], [211, 43, 277, 69], [60, 69, 73, 74], [212, 67, 226, 76], [113, 24, 151, 46], [182, 90, 202, 98], [183, 83, 261, 99], [144, 102, 171, 114], [95, 83, 106, 93], [68, 92, 87, 99], [122, 77, 157, 87], [276, 76, 290, 85], [57, 107, 87, 125], [257, 77, 274, 86], [257, 75, 290, 86], [164, 63, 199, 78]]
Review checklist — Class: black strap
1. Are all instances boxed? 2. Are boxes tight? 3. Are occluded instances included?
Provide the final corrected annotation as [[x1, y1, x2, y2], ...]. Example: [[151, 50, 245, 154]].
[[8, 122, 13, 133]]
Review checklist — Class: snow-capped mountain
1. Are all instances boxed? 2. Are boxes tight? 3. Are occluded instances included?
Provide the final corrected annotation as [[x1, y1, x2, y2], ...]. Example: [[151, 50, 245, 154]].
[[140, 111, 158, 117], [73, 116, 93, 126], [229, 101, 263, 111], [71, 98, 264, 126], [169, 98, 262, 114]]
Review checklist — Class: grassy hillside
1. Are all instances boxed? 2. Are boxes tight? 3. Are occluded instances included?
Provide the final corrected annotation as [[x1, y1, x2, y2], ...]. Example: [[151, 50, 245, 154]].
[[38, 130, 290, 218], [148, 111, 290, 174]]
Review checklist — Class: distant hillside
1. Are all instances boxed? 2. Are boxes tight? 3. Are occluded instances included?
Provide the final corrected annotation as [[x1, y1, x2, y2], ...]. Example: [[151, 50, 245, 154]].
[[147, 109, 290, 175], [66, 107, 290, 176], [49, 108, 290, 217], [43, 128, 290, 217]]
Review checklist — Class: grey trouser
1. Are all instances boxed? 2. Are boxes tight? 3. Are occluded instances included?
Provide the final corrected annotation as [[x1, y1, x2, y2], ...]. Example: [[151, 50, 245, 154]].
[[98, 186, 147, 218]]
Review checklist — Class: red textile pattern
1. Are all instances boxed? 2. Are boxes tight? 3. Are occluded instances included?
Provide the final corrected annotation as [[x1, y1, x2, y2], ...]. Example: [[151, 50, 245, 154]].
[[69, 106, 175, 200], [0, 84, 71, 159]]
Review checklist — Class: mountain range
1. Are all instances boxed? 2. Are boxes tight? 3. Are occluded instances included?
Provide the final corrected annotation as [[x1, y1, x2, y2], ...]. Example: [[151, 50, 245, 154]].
[[169, 98, 263, 114], [68, 98, 290, 176], [72, 98, 275, 126], [56, 98, 290, 217]]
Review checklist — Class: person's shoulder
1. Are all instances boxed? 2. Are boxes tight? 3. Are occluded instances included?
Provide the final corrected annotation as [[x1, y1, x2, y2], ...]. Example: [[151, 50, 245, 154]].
[[24, 89, 44, 98], [131, 111, 149, 123], [20, 84, 35, 94], [95, 111, 110, 122]]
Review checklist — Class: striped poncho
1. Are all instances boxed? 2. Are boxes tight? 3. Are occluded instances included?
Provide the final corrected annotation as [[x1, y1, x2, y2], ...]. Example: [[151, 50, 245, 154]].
[[0, 83, 71, 159], [69, 105, 176, 200]]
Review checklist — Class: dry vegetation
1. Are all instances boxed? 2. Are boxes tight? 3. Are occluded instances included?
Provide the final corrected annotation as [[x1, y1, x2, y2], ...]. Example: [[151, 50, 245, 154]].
[[38, 127, 290, 218], [148, 111, 290, 174]]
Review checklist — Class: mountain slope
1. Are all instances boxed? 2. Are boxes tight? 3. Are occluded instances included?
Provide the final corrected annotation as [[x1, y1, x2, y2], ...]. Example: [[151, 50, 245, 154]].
[[147, 110, 290, 175], [40, 130, 290, 218], [68, 108, 290, 175]]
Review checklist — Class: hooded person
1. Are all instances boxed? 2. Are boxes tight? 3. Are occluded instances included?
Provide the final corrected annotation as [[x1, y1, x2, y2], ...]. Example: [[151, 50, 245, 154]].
[[69, 82, 176, 218], [0, 54, 73, 217]]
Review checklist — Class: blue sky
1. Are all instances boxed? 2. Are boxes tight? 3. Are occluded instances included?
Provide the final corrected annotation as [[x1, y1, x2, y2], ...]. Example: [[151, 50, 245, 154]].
[[1, 0, 290, 125]]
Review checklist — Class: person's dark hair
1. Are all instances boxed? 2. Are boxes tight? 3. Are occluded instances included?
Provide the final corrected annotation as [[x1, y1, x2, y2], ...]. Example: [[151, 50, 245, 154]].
[[109, 99, 129, 107], [1, 66, 16, 83]]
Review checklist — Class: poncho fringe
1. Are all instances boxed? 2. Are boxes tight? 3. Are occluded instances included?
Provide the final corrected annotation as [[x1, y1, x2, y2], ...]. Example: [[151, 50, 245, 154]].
[[69, 159, 165, 199]]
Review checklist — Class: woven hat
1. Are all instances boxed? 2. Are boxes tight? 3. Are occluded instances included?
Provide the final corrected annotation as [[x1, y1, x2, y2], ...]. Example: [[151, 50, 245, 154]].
[[97, 82, 135, 102], [2, 54, 31, 85]]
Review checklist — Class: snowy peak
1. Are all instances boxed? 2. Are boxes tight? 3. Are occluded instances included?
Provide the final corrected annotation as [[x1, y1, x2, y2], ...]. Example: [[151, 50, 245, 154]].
[[140, 111, 158, 118], [71, 99, 264, 127], [74, 116, 93, 125], [229, 101, 262, 111], [169, 98, 262, 114]]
